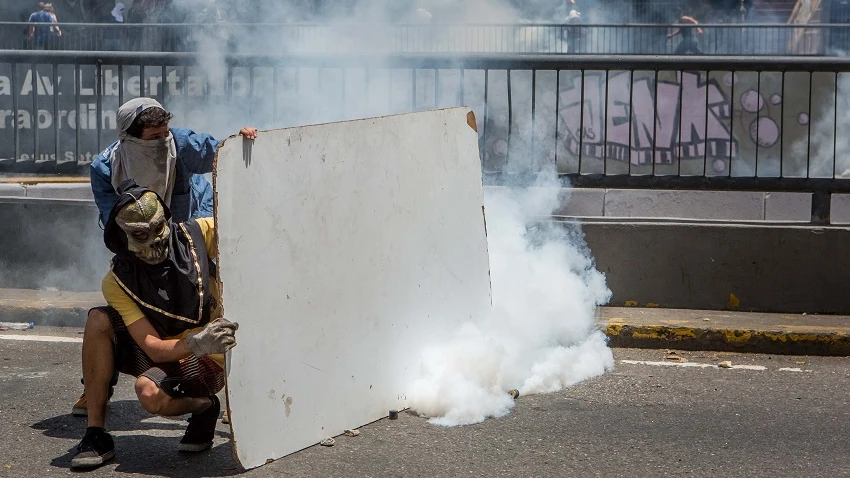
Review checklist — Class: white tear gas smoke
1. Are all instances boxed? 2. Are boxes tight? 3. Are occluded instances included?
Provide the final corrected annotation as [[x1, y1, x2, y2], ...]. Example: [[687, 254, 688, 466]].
[[789, 72, 850, 178], [410, 175, 614, 426], [178, 0, 615, 425]]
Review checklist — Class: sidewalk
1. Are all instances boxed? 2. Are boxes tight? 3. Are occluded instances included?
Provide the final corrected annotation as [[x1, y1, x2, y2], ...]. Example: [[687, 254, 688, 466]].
[[1, 288, 848, 356], [600, 307, 850, 356], [0, 288, 102, 327]]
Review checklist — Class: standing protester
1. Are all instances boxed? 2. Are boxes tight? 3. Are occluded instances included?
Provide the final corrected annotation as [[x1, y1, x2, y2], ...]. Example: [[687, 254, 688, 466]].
[[667, 14, 703, 54], [27, 2, 55, 50], [71, 181, 238, 470], [87, 97, 257, 229]]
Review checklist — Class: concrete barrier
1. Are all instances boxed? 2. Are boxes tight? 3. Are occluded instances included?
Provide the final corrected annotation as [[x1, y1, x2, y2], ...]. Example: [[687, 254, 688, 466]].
[[0, 197, 109, 292], [581, 221, 850, 314], [1, 191, 849, 314]]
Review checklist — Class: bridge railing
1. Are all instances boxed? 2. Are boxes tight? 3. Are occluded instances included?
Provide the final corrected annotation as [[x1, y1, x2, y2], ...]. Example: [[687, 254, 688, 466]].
[[2, 51, 850, 220], [1, 22, 849, 55]]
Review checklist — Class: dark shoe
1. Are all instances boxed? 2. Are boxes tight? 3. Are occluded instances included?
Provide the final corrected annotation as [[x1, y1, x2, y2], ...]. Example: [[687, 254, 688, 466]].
[[178, 395, 220, 452], [70, 428, 115, 470]]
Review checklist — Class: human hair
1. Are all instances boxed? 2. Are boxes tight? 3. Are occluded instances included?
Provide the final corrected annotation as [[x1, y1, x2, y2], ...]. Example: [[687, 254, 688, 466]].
[[125, 107, 174, 138]]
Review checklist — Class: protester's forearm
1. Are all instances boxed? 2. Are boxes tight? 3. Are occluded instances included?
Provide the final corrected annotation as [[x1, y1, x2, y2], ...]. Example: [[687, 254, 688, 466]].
[[142, 336, 193, 363]]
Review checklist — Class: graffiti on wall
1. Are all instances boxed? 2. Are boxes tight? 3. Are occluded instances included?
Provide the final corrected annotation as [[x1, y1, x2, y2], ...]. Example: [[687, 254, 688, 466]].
[[559, 71, 736, 165], [553, 70, 829, 176]]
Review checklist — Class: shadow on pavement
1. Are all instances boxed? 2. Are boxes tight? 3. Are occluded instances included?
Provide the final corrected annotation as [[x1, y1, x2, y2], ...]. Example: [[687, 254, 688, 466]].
[[31, 400, 242, 477], [50, 436, 242, 477], [31, 400, 231, 438]]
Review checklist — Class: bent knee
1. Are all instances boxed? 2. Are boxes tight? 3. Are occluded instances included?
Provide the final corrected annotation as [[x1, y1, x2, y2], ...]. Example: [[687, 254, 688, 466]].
[[135, 376, 169, 415], [84, 309, 114, 337]]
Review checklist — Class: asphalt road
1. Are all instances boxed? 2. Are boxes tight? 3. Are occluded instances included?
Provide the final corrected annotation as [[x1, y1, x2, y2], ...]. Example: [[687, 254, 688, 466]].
[[0, 332, 848, 478]]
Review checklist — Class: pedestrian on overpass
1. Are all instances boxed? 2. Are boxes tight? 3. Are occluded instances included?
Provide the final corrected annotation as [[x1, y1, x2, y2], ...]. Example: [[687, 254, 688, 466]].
[[26, 2, 55, 50], [73, 97, 255, 417], [667, 13, 703, 54], [45, 4, 62, 39], [70, 181, 237, 469]]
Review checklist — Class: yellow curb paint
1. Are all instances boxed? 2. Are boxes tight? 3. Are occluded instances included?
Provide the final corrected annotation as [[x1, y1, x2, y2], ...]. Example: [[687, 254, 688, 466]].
[[624, 301, 639, 307], [606, 324, 848, 349], [626, 326, 698, 341], [727, 293, 740, 309], [646, 303, 660, 308], [606, 324, 623, 336], [762, 331, 845, 344], [722, 330, 753, 343]]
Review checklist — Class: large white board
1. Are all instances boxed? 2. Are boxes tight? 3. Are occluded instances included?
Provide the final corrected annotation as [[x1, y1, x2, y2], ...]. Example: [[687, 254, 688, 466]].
[[214, 108, 493, 469]]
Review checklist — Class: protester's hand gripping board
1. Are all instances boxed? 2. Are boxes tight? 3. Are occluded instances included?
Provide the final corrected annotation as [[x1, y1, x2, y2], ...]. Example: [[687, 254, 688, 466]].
[[213, 108, 493, 469]]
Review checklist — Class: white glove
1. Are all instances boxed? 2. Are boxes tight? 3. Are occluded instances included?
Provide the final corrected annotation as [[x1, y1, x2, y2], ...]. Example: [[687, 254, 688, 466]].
[[184, 317, 238, 357]]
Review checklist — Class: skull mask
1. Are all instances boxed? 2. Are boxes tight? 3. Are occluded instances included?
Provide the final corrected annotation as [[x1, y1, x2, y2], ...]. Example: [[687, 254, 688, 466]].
[[116, 191, 171, 264]]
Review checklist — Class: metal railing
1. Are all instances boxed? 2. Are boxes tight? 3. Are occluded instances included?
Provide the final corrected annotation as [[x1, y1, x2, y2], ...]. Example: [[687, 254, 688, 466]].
[[2, 22, 849, 55], [2, 50, 850, 221]]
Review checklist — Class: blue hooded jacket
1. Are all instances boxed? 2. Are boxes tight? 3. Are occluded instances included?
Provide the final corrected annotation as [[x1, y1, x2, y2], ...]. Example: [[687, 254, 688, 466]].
[[90, 128, 219, 226]]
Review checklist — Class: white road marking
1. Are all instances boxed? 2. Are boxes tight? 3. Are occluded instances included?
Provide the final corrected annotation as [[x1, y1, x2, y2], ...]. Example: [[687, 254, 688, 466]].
[[0, 371, 48, 379], [0, 334, 82, 343], [777, 367, 811, 373], [620, 360, 767, 371]]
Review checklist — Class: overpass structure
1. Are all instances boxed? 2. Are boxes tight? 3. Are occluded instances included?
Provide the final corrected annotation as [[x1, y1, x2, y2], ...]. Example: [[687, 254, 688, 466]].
[[1, 22, 850, 55]]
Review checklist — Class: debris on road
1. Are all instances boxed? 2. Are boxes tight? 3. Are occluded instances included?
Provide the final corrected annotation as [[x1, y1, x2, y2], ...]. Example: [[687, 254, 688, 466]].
[[508, 389, 520, 399], [319, 438, 335, 447], [665, 352, 685, 363], [718, 361, 733, 368], [344, 429, 360, 437], [0, 322, 34, 331]]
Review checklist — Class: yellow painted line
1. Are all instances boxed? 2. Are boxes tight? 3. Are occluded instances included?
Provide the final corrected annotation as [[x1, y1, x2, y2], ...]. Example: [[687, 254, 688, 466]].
[[0, 177, 89, 184]]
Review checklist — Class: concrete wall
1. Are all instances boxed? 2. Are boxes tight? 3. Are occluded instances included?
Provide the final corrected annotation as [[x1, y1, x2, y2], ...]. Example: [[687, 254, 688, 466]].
[[554, 188, 813, 222], [580, 221, 850, 314], [2, 189, 850, 314], [0, 197, 109, 292], [0, 183, 825, 222]]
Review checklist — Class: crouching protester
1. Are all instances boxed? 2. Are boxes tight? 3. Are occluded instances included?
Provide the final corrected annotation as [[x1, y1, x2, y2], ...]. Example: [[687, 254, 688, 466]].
[[72, 180, 237, 470]]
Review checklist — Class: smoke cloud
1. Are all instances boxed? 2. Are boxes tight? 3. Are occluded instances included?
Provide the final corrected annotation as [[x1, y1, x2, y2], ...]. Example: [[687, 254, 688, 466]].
[[409, 174, 613, 426]]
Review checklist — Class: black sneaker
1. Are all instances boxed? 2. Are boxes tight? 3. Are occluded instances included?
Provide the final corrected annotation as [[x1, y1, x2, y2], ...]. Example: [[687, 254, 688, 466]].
[[70, 428, 115, 470], [178, 395, 220, 452]]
